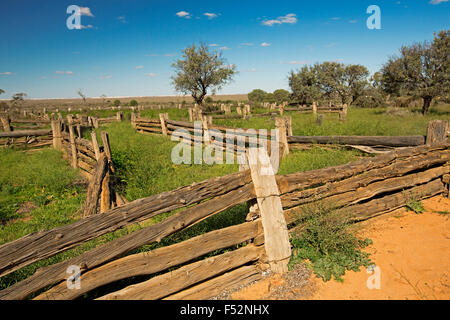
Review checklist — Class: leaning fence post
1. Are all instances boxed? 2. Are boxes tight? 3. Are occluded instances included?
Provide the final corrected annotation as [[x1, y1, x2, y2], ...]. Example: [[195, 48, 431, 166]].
[[91, 131, 101, 161], [247, 147, 291, 274], [100, 131, 113, 213], [426, 120, 449, 146]]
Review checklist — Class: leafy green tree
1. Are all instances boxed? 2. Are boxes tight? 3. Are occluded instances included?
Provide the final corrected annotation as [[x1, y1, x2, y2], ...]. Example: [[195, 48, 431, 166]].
[[380, 30, 449, 114], [113, 99, 121, 107], [248, 89, 267, 103], [288, 66, 322, 105], [171, 44, 236, 107], [129, 99, 138, 106], [273, 89, 290, 104], [315, 62, 369, 105]]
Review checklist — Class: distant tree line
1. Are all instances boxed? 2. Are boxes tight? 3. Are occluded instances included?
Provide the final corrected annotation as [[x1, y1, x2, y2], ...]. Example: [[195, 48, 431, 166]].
[[249, 29, 449, 114]]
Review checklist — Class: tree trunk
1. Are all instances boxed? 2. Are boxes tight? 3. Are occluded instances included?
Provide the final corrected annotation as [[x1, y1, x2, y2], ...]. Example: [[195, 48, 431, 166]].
[[422, 96, 433, 115]]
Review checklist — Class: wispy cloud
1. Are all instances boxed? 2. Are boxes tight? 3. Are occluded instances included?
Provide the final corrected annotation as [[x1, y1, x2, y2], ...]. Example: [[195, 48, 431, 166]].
[[204, 13, 218, 19], [55, 70, 74, 75], [0, 72, 13, 75], [117, 16, 127, 24], [261, 42, 271, 47], [176, 11, 191, 19], [262, 13, 297, 26], [80, 7, 94, 17], [330, 17, 341, 21], [79, 24, 94, 29], [98, 75, 113, 80], [219, 46, 231, 50], [242, 68, 257, 73], [208, 44, 220, 47], [285, 60, 311, 65], [164, 53, 175, 57], [325, 42, 338, 48], [135, 65, 144, 69], [429, 0, 448, 4], [145, 73, 158, 77], [240, 42, 254, 46], [349, 19, 358, 23]]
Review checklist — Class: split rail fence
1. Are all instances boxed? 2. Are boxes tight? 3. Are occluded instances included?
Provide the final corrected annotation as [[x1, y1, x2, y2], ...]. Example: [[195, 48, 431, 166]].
[[0, 139, 448, 300]]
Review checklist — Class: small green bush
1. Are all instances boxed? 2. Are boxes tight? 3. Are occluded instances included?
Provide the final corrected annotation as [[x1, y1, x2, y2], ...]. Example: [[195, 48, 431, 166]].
[[289, 204, 373, 282]]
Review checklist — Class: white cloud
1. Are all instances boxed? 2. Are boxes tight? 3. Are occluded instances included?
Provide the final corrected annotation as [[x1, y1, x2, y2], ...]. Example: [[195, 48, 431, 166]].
[[164, 53, 175, 57], [349, 20, 358, 23], [429, 0, 448, 4], [242, 68, 257, 72], [0, 72, 13, 75], [204, 13, 218, 19], [98, 75, 113, 80], [262, 13, 297, 26], [135, 65, 144, 69], [219, 46, 231, 50], [287, 60, 311, 65], [145, 73, 158, 77], [325, 42, 338, 48], [80, 7, 94, 17], [208, 44, 219, 47], [55, 71, 74, 75], [261, 42, 271, 47], [240, 42, 254, 46], [331, 17, 341, 21], [176, 11, 191, 19], [117, 16, 127, 24]]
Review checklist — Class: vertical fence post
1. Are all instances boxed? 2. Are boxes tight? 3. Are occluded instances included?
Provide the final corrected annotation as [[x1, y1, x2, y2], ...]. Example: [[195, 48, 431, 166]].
[[275, 117, 289, 156], [68, 125, 78, 168], [285, 116, 293, 137], [1, 115, 11, 132], [202, 116, 210, 144], [116, 112, 123, 121], [51, 119, 62, 150], [247, 147, 291, 274], [426, 120, 449, 146], [312, 101, 317, 117], [159, 113, 168, 136], [131, 112, 137, 128]]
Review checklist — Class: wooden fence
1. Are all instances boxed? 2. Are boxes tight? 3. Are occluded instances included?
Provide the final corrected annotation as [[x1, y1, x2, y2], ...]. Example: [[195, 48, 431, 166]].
[[0, 141, 448, 300]]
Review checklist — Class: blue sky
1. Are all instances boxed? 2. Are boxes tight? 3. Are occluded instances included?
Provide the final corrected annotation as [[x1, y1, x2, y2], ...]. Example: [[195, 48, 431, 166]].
[[0, 0, 449, 99]]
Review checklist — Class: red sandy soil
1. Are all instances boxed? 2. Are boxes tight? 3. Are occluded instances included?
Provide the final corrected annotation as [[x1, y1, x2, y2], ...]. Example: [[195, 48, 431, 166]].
[[231, 196, 450, 300]]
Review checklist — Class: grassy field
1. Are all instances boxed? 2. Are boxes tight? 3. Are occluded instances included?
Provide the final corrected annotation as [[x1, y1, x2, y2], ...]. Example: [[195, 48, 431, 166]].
[[0, 105, 448, 297]]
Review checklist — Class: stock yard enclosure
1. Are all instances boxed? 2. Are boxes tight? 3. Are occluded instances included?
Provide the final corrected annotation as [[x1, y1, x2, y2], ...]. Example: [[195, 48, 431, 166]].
[[0, 141, 448, 300], [0, 104, 448, 300]]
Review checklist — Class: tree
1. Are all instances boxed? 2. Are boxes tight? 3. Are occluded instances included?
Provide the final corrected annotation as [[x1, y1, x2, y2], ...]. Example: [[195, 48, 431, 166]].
[[11, 92, 27, 106], [380, 30, 449, 114], [288, 66, 322, 105], [77, 89, 86, 104], [129, 99, 138, 106], [113, 99, 121, 107], [248, 89, 267, 103], [0, 89, 4, 95], [171, 44, 236, 107], [273, 89, 290, 104]]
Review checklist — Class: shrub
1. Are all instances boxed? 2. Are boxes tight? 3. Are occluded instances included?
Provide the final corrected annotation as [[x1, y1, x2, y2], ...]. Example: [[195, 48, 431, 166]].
[[289, 203, 373, 282], [129, 99, 138, 107]]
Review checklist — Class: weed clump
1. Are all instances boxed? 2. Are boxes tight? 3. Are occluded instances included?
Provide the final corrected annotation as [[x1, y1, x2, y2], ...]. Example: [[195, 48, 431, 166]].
[[289, 204, 373, 282]]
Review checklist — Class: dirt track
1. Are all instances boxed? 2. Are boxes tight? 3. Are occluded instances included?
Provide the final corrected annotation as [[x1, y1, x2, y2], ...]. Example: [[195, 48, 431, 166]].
[[231, 196, 450, 300]]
